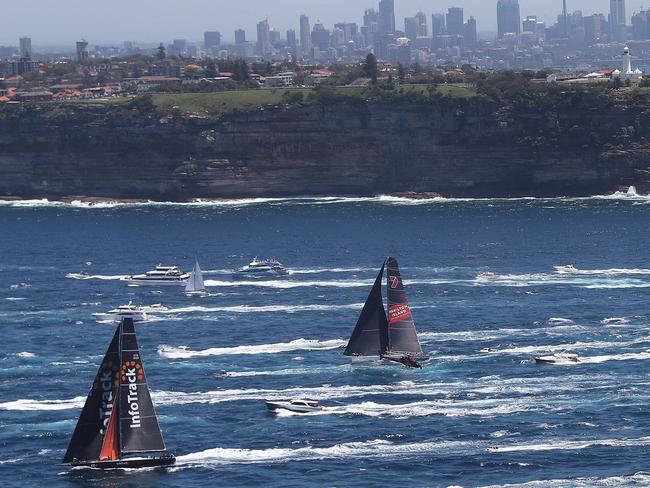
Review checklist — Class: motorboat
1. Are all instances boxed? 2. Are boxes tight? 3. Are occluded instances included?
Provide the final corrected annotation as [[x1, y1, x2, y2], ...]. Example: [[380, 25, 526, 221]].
[[265, 399, 322, 413], [233, 258, 289, 279], [93, 301, 148, 322], [534, 353, 580, 364], [124, 265, 189, 285]]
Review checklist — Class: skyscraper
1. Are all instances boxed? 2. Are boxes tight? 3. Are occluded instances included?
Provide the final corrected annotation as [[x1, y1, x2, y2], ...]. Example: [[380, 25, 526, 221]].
[[610, 0, 626, 26], [235, 29, 246, 44], [257, 19, 271, 57], [610, 0, 627, 40], [19, 37, 32, 57], [497, 0, 521, 38], [431, 13, 446, 36], [446, 8, 464, 36], [76, 39, 89, 61], [287, 29, 297, 47], [378, 0, 395, 34], [203, 31, 221, 51], [464, 17, 478, 47], [300, 14, 311, 55]]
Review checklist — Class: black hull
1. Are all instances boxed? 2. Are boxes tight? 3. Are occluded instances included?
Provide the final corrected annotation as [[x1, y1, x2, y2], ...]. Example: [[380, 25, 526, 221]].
[[381, 355, 424, 369], [70, 455, 175, 469]]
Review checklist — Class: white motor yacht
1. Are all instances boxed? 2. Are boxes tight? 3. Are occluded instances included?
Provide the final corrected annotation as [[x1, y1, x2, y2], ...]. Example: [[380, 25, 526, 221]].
[[233, 258, 289, 279], [265, 399, 322, 413], [124, 265, 189, 285], [534, 353, 580, 364], [93, 301, 148, 322]]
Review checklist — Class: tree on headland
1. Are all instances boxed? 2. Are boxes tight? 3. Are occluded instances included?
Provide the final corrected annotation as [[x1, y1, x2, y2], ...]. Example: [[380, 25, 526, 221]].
[[157, 43, 166, 61], [397, 63, 406, 83], [363, 53, 378, 84]]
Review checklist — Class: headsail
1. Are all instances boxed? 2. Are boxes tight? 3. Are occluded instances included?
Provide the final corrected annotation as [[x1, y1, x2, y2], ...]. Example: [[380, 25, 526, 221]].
[[118, 318, 166, 453], [63, 328, 120, 463], [385, 257, 422, 355], [344, 261, 389, 356], [185, 259, 205, 293]]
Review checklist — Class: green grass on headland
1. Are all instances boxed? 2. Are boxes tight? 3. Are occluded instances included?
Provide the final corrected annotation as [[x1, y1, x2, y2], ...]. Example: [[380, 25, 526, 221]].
[[150, 84, 476, 115]]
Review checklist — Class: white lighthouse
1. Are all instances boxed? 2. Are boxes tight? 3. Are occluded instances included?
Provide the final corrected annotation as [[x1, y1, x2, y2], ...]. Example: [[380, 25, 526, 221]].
[[613, 46, 643, 79]]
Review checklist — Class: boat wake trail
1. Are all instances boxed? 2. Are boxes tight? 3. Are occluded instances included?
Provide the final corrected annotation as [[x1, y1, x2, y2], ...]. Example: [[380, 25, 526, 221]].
[[479, 472, 650, 488], [202, 279, 374, 289], [65, 273, 126, 281], [161, 303, 363, 315], [174, 438, 468, 468], [158, 338, 347, 358]]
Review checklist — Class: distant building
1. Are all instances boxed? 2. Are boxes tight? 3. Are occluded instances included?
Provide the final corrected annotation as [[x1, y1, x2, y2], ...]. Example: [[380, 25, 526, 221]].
[[169, 39, 187, 57], [204, 31, 221, 52], [446, 8, 464, 37], [311, 23, 331, 51], [497, 0, 520, 38], [431, 13, 446, 36], [9, 57, 38, 76], [378, 0, 395, 34], [287, 29, 297, 48], [584, 14, 605, 43], [235, 29, 246, 44], [263, 71, 295, 87], [464, 17, 478, 47], [19, 37, 31, 57], [610, 0, 627, 40], [300, 14, 311, 55], [76, 40, 89, 62], [257, 19, 271, 57]]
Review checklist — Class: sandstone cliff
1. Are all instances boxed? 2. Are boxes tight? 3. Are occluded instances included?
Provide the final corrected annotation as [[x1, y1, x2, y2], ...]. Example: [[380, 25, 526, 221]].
[[1, 92, 649, 200]]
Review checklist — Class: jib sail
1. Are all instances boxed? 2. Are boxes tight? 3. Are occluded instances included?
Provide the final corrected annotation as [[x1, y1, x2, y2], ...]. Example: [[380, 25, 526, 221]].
[[63, 328, 120, 463], [118, 318, 166, 453], [385, 257, 422, 355], [344, 261, 389, 356]]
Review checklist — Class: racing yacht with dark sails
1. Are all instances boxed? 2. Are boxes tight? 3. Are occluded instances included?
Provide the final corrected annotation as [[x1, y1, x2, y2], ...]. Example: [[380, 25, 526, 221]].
[[344, 257, 424, 369], [63, 317, 175, 469]]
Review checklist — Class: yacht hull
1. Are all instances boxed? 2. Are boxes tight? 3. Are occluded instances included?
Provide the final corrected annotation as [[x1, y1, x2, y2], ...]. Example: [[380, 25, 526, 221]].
[[70, 455, 176, 469]]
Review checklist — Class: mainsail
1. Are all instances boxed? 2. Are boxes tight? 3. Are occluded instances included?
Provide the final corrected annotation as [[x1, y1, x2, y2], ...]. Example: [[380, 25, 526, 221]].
[[118, 318, 166, 453], [344, 262, 389, 356], [63, 328, 120, 463], [185, 259, 205, 293], [63, 318, 166, 464], [385, 257, 422, 355]]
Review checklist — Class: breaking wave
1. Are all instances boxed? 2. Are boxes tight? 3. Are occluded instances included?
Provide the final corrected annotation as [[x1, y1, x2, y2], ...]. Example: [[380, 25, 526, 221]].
[[161, 303, 363, 315], [158, 338, 347, 358]]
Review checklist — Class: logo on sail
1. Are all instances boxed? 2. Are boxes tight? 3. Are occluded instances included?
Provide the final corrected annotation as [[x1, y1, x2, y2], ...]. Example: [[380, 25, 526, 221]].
[[388, 303, 411, 323], [94, 361, 119, 435], [389, 276, 400, 289], [121, 360, 144, 429]]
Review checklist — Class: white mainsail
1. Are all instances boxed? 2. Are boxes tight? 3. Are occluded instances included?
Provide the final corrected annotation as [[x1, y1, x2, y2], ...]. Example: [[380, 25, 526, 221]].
[[185, 259, 206, 293]]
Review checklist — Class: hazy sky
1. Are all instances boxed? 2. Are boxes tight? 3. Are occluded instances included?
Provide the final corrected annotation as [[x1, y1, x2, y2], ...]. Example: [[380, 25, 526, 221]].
[[1, 0, 620, 45]]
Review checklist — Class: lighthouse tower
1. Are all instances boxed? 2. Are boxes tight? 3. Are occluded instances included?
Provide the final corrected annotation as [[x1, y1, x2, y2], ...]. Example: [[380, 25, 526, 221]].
[[623, 46, 632, 74]]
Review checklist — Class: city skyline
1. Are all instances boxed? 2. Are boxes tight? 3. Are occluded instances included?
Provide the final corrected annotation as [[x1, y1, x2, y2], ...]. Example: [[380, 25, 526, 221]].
[[1, 0, 621, 45]]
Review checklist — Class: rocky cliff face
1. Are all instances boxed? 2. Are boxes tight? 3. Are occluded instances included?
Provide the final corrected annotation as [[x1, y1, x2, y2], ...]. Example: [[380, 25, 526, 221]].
[[1, 94, 649, 200]]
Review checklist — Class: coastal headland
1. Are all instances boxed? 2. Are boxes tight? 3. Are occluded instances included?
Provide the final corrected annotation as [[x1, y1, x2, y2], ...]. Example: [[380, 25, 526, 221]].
[[2, 83, 650, 200]]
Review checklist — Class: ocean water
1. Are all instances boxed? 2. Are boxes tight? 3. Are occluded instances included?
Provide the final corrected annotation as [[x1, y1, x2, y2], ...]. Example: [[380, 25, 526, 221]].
[[2, 194, 650, 487]]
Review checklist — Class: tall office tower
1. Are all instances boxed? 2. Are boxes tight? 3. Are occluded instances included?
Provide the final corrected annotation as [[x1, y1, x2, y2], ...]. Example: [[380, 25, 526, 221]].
[[235, 29, 246, 44], [300, 14, 311, 54], [363, 9, 379, 48], [257, 19, 271, 56], [404, 17, 418, 40], [414, 11, 427, 36], [311, 23, 331, 51], [378, 0, 396, 34], [446, 7, 464, 36], [497, 0, 521, 38], [464, 17, 478, 46], [431, 13, 446, 36], [563, 0, 568, 37], [19, 37, 32, 57], [610, 0, 627, 40], [287, 29, 297, 47], [76, 39, 89, 61], [203, 31, 221, 51], [269, 28, 281, 47]]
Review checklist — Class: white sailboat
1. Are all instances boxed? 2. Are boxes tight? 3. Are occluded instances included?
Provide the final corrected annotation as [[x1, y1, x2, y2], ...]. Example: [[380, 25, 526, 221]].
[[185, 259, 207, 296]]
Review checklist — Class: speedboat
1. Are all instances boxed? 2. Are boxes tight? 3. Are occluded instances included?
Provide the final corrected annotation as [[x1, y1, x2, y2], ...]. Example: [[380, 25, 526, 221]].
[[265, 399, 322, 413], [93, 301, 148, 322], [124, 265, 189, 285], [233, 258, 289, 279], [534, 353, 580, 364]]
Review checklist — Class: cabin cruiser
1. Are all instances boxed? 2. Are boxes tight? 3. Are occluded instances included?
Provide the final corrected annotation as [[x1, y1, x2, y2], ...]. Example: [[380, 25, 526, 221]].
[[534, 353, 580, 364], [233, 258, 289, 279], [265, 399, 322, 413], [93, 301, 149, 322], [124, 265, 189, 285]]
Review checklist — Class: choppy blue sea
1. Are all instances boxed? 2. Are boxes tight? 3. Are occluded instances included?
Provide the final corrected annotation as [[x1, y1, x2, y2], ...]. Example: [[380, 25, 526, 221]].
[[2, 194, 650, 487]]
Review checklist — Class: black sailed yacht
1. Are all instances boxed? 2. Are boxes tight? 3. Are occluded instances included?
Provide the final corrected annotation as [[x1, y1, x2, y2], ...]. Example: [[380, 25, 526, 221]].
[[344, 257, 424, 369], [63, 318, 175, 469]]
